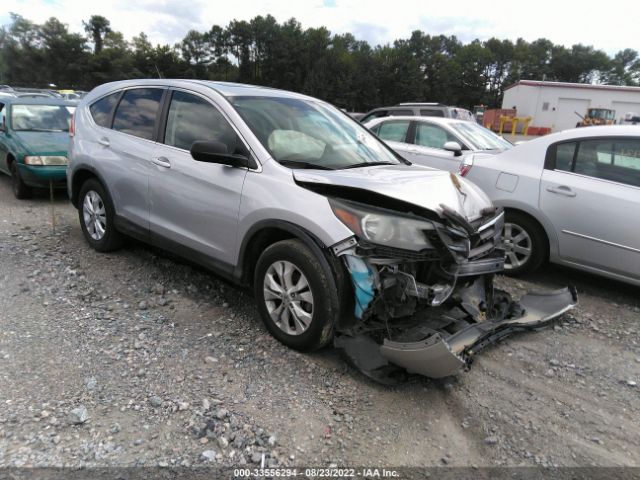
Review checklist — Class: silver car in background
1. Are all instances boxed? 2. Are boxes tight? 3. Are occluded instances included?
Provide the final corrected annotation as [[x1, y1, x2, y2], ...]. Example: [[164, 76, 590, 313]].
[[363, 116, 512, 172], [458, 125, 640, 284], [67, 79, 575, 381]]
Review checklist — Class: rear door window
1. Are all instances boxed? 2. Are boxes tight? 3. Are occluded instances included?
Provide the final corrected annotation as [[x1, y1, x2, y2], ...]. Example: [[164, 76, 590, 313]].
[[89, 92, 121, 128], [376, 120, 411, 143], [389, 109, 413, 116], [575, 139, 640, 187], [112, 88, 164, 140]]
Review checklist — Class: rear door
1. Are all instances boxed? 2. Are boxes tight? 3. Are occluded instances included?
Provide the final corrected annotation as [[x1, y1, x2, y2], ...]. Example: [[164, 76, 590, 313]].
[[149, 89, 249, 266], [369, 119, 412, 160], [93, 87, 165, 233], [539, 137, 640, 280]]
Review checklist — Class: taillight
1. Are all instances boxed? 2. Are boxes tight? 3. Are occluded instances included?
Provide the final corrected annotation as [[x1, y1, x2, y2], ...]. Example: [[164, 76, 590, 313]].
[[69, 113, 75, 137], [458, 155, 474, 177]]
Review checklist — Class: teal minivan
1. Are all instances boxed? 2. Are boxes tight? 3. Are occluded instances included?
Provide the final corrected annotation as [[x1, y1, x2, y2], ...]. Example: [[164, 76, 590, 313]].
[[0, 97, 76, 198]]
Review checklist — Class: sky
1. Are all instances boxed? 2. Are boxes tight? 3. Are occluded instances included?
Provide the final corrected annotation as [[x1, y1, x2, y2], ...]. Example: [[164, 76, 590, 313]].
[[1, 0, 638, 55]]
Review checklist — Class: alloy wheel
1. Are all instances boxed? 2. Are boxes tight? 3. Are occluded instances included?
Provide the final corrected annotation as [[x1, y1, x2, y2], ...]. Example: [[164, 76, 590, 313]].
[[503, 222, 533, 270], [82, 190, 107, 241], [263, 260, 314, 336]]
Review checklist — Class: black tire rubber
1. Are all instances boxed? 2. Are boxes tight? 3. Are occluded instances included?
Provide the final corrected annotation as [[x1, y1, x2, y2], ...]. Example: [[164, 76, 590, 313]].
[[503, 210, 548, 276], [78, 178, 124, 252], [254, 239, 339, 352], [9, 161, 31, 199]]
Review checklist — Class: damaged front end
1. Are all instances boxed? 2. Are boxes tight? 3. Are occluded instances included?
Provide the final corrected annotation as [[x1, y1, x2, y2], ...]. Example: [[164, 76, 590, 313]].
[[328, 196, 577, 383]]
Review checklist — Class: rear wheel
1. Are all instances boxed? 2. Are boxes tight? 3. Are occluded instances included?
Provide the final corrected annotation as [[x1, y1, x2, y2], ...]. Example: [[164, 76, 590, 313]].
[[78, 179, 124, 252], [502, 211, 547, 275], [254, 239, 338, 352], [9, 161, 31, 199]]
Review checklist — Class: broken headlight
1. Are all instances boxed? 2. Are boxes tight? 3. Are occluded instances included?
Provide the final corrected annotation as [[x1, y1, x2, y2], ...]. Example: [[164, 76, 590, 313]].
[[330, 198, 434, 251]]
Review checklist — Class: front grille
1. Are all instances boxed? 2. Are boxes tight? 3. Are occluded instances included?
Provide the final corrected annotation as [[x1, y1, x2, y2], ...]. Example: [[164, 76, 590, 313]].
[[357, 243, 441, 261]]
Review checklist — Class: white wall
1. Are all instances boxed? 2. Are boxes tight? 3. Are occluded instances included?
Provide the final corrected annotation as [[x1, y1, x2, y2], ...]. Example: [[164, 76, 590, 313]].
[[502, 84, 640, 132]]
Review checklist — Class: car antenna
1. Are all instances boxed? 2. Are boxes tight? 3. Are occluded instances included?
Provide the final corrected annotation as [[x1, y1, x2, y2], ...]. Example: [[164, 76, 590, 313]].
[[154, 65, 162, 79]]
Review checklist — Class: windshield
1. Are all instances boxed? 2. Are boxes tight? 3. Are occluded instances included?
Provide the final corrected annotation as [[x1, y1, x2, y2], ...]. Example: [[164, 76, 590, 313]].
[[229, 96, 402, 169], [588, 109, 614, 120], [450, 121, 512, 151], [11, 104, 75, 132]]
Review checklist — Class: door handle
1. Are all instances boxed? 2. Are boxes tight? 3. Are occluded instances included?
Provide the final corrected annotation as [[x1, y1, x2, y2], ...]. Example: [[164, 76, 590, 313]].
[[98, 137, 110, 147], [546, 185, 576, 197], [152, 156, 171, 168]]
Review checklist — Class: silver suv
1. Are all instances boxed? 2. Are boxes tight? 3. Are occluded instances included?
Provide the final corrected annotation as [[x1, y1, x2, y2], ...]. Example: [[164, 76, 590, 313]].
[[68, 80, 576, 382], [360, 103, 475, 124]]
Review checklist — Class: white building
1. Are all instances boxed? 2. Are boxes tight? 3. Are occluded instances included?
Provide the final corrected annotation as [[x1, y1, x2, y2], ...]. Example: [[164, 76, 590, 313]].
[[502, 80, 640, 132]]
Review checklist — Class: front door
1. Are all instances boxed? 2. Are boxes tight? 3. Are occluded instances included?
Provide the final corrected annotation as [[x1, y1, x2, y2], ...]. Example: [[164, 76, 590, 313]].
[[404, 121, 462, 172], [149, 89, 248, 267]]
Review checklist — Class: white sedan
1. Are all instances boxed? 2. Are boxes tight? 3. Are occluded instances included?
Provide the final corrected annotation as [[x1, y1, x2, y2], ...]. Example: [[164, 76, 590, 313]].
[[458, 125, 640, 285], [363, 115, 512, 172]]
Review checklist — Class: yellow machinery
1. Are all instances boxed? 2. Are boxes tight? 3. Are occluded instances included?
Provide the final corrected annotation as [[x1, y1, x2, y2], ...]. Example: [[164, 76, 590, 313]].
[[498, 115, 532, 136], [575, 108, 616, 127]]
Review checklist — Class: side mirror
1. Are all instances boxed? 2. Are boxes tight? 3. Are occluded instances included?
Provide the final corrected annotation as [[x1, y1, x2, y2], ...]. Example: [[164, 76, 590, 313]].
[[443, 141, 463, 157], [190, 137, 250, 168]]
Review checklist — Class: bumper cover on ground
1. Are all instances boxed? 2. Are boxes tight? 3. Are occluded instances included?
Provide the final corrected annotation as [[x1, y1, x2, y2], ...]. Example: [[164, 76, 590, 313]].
[[379, 287, 577, 378]]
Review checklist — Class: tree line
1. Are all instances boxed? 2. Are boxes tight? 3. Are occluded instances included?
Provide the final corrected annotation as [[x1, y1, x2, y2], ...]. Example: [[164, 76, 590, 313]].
[[1, 13, 639, 111]]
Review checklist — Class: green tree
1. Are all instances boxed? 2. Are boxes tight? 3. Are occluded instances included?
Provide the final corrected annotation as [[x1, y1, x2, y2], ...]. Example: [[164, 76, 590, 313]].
[[40, 17, 88, 88], [605, 49, 640, 85], [83, 15, 111, 54]]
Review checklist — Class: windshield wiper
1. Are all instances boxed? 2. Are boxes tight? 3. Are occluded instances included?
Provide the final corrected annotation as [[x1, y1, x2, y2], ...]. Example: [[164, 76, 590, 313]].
[[338, 161, 398, 170], [278, 159, 334, 170]]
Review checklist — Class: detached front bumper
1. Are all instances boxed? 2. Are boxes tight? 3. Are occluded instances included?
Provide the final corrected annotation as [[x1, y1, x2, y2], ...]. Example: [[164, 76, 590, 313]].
[[379, 287, 577, 378]]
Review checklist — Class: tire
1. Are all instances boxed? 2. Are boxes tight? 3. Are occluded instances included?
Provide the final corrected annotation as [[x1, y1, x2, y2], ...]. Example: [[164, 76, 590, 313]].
[[502, 211, 548, 275], [9, 161, 31, 199], [78, 178, 124, 252], [254, 239, 339, 352]]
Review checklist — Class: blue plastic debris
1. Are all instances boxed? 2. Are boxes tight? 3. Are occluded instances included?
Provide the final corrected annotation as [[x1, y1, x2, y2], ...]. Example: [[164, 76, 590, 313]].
[[344, 255, 375, 318]]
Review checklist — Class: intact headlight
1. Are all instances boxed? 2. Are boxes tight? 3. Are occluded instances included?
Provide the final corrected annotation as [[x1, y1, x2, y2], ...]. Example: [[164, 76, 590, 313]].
[[24, 155, 68, 166], [330, 198, 434, 251]]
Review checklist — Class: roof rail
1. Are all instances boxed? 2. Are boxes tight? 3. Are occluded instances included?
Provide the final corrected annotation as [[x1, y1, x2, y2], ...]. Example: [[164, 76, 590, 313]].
[[397, 102, 445, 106]]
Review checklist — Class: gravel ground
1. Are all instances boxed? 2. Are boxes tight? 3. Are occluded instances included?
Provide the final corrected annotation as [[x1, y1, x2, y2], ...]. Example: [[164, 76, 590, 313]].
[[0, 176, 639, 470]]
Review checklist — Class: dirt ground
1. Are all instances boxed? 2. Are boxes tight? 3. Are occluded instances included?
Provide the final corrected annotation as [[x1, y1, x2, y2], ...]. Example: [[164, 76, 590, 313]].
[[0, 176, 639, 471]]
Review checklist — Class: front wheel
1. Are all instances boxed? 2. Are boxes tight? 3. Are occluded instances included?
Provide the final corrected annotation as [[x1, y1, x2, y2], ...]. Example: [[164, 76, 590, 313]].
[[10, 162, 31, 199], [502, 211, 547, 275], [254, 239, 338, 352]]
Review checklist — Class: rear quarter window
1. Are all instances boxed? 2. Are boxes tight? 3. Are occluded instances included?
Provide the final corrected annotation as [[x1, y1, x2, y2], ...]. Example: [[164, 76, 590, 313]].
[[89, 92, 121, 128]]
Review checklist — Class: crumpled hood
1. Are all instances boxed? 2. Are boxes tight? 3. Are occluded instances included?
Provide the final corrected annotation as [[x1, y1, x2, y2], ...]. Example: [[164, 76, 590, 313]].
[[13, 131, 69, 155], [293, 164, 492, 221]]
